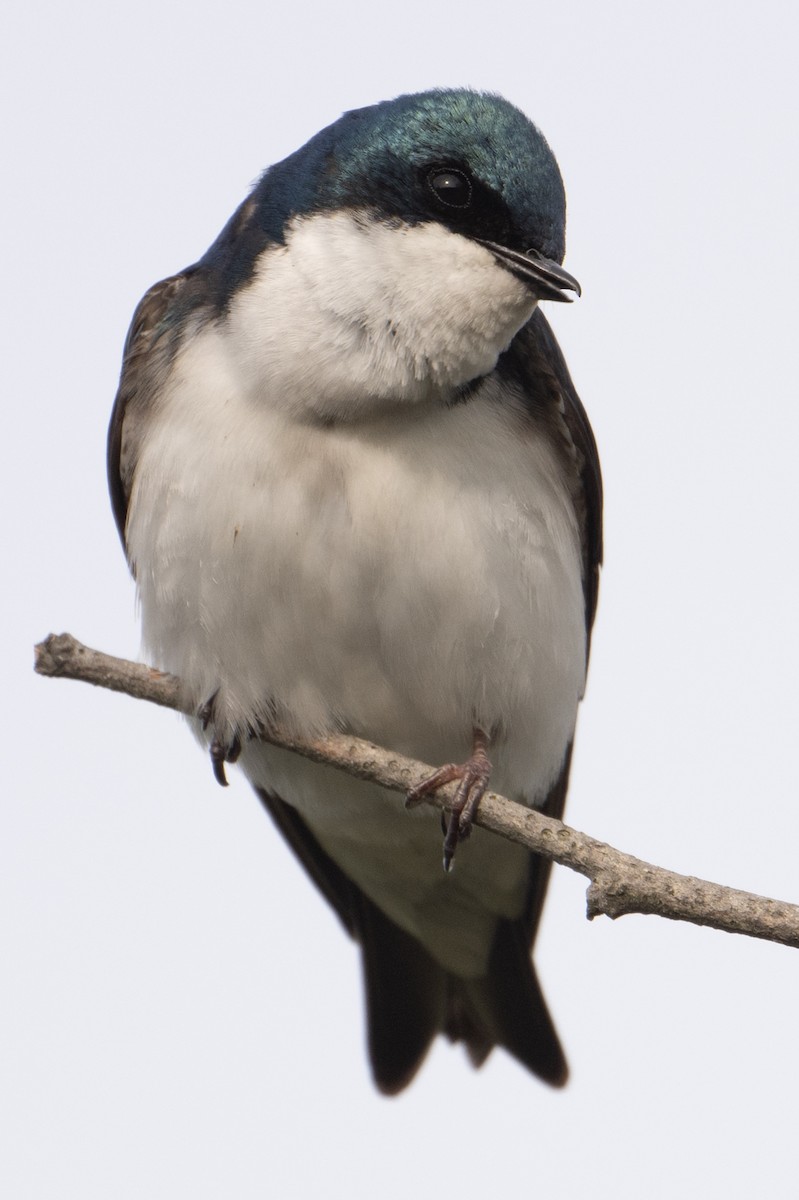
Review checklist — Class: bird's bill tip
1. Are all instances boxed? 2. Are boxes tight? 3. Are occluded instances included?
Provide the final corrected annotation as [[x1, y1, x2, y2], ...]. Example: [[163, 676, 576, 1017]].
[[476, 239, 581, 302]]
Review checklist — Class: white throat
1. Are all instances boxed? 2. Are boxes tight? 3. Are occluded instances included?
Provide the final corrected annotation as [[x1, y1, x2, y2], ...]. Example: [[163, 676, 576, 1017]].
[[222, 210, 537, 421]]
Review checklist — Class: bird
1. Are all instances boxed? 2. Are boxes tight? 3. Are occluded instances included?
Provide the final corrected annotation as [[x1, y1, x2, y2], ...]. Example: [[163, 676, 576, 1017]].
[[107, 88, 602, 1094]]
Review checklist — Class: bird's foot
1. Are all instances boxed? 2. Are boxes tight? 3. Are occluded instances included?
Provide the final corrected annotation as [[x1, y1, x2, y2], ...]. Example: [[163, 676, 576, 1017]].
[[198, 692, 242, 787], [405, 729, 491, 871]]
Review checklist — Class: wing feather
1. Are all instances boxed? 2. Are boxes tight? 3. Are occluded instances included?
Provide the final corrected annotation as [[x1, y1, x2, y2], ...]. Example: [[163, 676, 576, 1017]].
[[107, 268, 202, 552]]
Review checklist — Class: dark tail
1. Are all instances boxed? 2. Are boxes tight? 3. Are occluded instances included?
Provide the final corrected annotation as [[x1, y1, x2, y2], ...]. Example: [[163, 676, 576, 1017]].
[[358, 892, 566, 1093]]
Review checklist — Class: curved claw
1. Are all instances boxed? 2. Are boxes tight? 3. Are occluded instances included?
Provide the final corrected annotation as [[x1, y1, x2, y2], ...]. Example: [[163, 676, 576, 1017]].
[[405, 729, 491, 871], [199, 692, 242, 787], [209, 733, 241, 786]]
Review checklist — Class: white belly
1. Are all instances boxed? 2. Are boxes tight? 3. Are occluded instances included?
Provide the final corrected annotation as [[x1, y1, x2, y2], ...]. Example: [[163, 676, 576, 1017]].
[[126, 324, 587, 974]]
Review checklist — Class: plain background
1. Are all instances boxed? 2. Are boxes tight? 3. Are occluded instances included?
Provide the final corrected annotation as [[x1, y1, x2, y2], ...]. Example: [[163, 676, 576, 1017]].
[[5, 1, 799, 1195]]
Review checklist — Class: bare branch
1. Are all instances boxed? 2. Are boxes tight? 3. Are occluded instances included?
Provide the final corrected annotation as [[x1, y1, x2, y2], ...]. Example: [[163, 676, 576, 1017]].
[[35, 631, 799, 949]]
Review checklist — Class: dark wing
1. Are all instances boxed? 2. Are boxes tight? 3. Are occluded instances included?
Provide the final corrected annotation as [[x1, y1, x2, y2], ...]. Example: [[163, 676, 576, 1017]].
[[107, 268, 203, 556], [505, 307, 603, 652]]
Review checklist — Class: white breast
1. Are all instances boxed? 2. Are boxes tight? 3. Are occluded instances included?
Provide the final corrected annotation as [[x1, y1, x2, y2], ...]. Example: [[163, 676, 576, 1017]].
[[124, 215, 587, 975]]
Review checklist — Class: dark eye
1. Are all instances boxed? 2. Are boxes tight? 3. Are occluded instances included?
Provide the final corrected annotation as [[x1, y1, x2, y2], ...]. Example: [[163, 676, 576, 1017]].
[[426, 167, 472, 209]]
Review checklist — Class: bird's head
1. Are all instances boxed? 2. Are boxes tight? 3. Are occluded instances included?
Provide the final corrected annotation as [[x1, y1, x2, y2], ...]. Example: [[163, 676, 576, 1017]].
[[208, 90, 579, 416]]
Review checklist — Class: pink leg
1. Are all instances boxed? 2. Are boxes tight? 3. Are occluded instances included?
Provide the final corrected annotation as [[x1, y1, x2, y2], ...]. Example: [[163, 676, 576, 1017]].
[[405, 728, 491, 871]]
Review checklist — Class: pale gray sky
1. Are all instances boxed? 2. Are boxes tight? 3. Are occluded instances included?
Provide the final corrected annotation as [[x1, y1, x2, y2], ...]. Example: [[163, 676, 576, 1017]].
[[5, 1, 799, 1196]]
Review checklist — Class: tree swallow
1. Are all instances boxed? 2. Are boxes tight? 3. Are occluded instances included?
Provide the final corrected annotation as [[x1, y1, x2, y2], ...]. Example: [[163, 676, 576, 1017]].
[[108, 89, 602, 1093]]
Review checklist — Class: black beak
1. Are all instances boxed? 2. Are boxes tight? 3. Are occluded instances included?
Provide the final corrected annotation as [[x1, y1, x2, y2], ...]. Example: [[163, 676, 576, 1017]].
[[476, 239, 581, 303]]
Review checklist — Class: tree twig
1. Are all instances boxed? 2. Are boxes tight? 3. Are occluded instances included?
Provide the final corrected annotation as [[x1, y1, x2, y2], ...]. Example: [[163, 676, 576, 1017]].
[[34, 631, 799, 949]]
